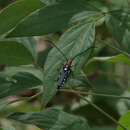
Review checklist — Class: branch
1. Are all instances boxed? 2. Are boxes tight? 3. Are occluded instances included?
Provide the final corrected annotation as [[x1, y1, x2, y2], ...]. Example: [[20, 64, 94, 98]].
[[8, 91, 43, 104], [60, 89, 130, 100]]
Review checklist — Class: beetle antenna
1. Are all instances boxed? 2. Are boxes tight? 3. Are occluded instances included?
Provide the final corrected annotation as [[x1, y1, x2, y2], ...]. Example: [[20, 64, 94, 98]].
[[71, 46, 96, 61], [45, 40, 68, 61]]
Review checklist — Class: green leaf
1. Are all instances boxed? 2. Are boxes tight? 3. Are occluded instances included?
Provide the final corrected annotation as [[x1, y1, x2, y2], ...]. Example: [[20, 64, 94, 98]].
[[42, 23, 95, 107], [0, 0, 44, 35], [0, 72, 42, 98], [106, 9, 130, 54], [87, 54, 130, 66], [117, 111, 130, 130], [0, 100, 9, 111], [0, 103, 41, 118], [8, 108, 89, 130], [92, 76, 124, 108], [70, 10, 101, 24], [117, 91, 130, 115], [1, 126, 15, 130], [4, 66, 43, 82], [65, 70, 92, 89], [7, 0, 99, 37], [12, 37, 37, 59], [92, 76, 123, 97], [37, 47, 52, 68], [0, 37, 37, 60], [73, 102, 119, 126], [0, 40, 34, 66]]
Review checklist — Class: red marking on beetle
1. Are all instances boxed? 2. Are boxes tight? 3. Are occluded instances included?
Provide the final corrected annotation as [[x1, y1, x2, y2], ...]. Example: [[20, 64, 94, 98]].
[[66, 61, 72, 66]]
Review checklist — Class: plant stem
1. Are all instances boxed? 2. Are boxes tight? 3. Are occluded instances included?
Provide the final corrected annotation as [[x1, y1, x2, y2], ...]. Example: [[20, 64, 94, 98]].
[[60, 89, 130, 100], [8, 91, 43, 104], [77, 94, 128, 130]]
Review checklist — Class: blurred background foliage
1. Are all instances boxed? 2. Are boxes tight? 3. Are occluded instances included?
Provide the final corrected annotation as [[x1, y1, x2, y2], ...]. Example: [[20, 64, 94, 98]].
[[0, 0, 130, 130]]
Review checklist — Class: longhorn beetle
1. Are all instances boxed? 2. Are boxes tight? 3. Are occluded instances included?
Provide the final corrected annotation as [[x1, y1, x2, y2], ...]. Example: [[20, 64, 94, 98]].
[[46, 40, 95, 89]]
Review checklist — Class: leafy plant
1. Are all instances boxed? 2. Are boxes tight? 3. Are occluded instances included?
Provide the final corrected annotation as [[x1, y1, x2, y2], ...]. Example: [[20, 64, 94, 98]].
[[0, 0, 130, 130]]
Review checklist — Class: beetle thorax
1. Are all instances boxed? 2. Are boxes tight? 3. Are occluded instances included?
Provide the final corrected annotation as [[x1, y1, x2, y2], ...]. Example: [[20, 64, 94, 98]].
[[66, 60, 72, 67]]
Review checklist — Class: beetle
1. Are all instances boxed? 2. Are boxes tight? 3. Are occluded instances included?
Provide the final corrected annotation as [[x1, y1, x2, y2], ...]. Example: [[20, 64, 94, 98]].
[[46, 40, 95, 89], [57, 60, 72, 89]]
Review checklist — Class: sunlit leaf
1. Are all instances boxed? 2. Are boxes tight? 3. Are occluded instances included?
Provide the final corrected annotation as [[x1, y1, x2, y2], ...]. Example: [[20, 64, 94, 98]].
[[117, 111, 130, 130]]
